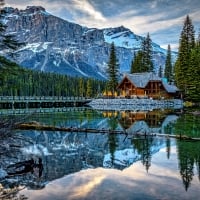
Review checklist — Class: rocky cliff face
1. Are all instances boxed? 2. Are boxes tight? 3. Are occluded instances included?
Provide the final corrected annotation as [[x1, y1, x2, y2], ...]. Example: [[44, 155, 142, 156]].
[[3, 6, 175, 79]]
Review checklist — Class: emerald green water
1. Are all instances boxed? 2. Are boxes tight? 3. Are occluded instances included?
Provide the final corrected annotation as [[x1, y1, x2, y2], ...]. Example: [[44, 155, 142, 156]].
[[0, 108, 200, 199]]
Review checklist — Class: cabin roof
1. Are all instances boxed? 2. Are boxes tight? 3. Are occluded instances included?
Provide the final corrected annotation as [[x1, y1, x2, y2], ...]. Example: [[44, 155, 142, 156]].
[[162, 81, 179, 93], [125, 72, 161, 88], [118, 72, 179, 93]]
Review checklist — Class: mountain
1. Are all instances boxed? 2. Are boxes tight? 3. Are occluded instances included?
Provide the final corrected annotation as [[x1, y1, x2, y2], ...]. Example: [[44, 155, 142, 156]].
[[2, 6, 176, 79]]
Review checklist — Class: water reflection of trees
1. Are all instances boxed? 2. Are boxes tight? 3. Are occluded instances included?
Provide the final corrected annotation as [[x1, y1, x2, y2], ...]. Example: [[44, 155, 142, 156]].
[[174, 113, 200, 191], [0, 118, 31, 200], [118, 110, 164, 130], [2, 109, 200, 193], [166, 138, 171, 159], [105, 109, 200, 191], [104, 109, 179, 171], [117, 109, 177, 134], [174, 113, 200, 138], [107, 115, 118, 167], [25, 108, 99, 127], [132, 137, 153, 172], [176, 141, 200, 191], [104, 110, 154, 171]]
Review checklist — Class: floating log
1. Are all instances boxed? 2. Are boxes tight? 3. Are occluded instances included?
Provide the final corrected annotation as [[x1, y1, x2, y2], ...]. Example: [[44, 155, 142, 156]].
[[15, 122, 125, 134], [14, 122, 200, 141]]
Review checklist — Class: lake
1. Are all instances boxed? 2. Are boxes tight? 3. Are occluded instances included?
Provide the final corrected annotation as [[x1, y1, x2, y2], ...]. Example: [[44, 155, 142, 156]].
[[0, 107, 200, 200]]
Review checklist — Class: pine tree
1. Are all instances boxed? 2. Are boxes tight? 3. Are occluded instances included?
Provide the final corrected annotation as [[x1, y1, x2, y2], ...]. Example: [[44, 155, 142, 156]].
[[78, 78, 84, 97], [130, 51, 143, 73], [158, 65, 162, 78], [0, 0, 25, 83], [107, 42, 119, 96], [196, 30, 200, 46], [86, 79, 92, 98], [187, 39, 200, 102], [142, 33, 153, 72], [0, 1, 24, 55], [130, 52, 136, 73], [174, 15, 195, 96], [0, 56, 23, 82], [130, 33, 153, 73], [164, 44, 173, 83]]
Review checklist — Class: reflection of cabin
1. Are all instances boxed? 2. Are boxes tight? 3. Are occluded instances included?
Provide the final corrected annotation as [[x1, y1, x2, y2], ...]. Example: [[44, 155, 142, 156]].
[[117, 72, 179, 99], [102, 111, 118, 118], [119, 111, 147, 129], [119, 110, 166, 130], [145, 110, 166, 127]]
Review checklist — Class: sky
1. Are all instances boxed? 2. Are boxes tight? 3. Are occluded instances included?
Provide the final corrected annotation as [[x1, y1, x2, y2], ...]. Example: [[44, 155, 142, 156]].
[[5, 0, 200, 51]]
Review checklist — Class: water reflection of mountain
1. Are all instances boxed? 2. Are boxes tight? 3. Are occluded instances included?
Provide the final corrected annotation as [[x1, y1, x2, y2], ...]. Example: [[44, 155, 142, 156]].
[[3, 108, 199, 193], [109, 109, 179, 134], [1, 129, 168, 190]]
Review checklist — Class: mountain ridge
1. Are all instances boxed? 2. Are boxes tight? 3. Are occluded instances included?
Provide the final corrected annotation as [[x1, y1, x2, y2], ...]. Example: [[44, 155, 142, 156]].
[[2, 6, 176, 79]]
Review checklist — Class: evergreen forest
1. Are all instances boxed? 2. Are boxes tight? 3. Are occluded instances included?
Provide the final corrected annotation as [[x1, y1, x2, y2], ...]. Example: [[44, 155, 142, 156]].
[[0, 56, 106, 97], [129, 15, 200, 103], [174, 15, 200, 102], [0, 1, 199, 103]]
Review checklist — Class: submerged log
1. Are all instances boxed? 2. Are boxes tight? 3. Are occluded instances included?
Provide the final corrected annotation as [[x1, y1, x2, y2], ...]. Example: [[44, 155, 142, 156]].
[[14, 121, 200, 141], [15, 121, 71, 132]]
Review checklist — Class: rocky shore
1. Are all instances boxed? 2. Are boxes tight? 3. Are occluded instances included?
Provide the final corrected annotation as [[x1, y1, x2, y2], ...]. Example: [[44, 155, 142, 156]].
[[88, 98, 183, 110]]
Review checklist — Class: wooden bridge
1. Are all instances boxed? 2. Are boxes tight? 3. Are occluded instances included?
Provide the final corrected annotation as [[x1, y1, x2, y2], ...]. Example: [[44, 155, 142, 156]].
[[0, 96, 92, 109]]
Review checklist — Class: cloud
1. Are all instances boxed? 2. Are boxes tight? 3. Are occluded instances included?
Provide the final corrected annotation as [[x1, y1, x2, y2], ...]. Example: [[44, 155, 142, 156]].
[[5, 0, 200, 50], [70, 0, 106, 21], [5, 0, 43, 9], [6, 0, 106, 22]]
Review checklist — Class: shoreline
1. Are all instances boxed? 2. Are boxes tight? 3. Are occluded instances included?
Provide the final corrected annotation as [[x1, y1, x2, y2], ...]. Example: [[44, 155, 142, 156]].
[[88, 98, 183, 110]]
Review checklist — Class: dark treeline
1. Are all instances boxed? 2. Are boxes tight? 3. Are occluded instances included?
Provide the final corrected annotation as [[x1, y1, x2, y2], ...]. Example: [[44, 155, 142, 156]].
[[0, 57, 106, 97], [174, 15, 200, 102]]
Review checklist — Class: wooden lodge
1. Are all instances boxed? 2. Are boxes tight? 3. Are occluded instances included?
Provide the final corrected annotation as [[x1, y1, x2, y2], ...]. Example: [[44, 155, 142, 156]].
[[117, 72, 179, 99]]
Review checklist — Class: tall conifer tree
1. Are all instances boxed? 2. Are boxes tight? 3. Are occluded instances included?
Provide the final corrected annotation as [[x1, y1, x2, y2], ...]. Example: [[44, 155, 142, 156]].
[[86, 79, 92, 97], [107, 42, 119, 96], [164, 44, 173, 83], [0, 0, 24, 81], [130, 33, 153, 73], [187, 38, 200, 101], [130, 51, 143, 73], [174, 15, 195, 95], [142, 33, 153, 72], [78, 78, 84, 97], [158, 65, 162, 78], [0, 0, 23, 55]]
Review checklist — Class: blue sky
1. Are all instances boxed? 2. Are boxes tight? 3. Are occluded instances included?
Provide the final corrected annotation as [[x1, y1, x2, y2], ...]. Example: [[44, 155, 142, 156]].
[[5, 0, 200, 51]]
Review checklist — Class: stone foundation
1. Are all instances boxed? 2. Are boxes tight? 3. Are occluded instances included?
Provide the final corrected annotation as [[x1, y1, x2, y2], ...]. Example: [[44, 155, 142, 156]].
[[88, 98, 183, 110]]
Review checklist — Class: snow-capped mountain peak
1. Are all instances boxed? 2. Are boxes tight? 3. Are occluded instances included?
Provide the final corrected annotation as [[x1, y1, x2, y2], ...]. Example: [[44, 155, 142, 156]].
[[103, 26, 143, 49], [2, 6, 177, 79]]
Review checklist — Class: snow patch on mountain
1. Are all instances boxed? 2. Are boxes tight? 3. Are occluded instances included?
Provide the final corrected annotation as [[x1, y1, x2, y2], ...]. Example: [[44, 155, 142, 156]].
[[103, 148, 141, 168], [19, 42, 52, 53], [104, 26, 142, 49], [103, 26, 170, 56], [103, 140, 169, 169], [2, 6, 177, 79], [21, 144, 52, 156]]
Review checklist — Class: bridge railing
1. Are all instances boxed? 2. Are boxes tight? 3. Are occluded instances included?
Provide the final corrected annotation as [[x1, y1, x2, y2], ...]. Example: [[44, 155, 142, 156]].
[[0, 96, 88, 101]]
